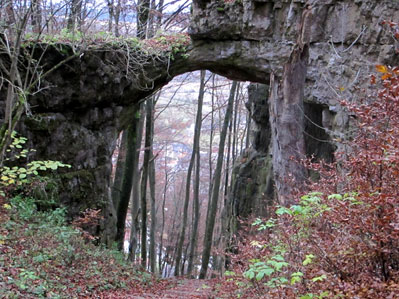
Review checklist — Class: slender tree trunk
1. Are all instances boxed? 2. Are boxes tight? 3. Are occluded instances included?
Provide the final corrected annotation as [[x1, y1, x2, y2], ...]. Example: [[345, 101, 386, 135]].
[[67, 0, 82, 31], [31, 0, 42, 33], [207, 74, 216, 218], [245, 111, 251, 150], [0, 4, 36, 162], [115, 106, 141, 250], [137, 0, 150, 39], [166, 189, 180, 272], [232, 84, 240, 164], [156, 0, 164, 30], [112, 131, 127, 210], [158, 153, 168, 274], [147, 0, 156, 38], [149, 115, 157, 272], [174, 71, 205, 276], [107, 0, 114, 32], [128, 104, 145, 261], [269, 7, 312, 206], [114, 0, 121, 37], [199, 81, 238, 279], [140, 98, 154, 269], [224, 110, 232, 200], [187, 70, 206, 276]]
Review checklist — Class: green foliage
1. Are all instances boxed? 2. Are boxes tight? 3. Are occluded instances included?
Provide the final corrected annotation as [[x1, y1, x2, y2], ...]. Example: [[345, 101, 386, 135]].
[[299, 291, 330, 299], [0, 131, 71, 196], [10, 196, 36, 220], [23, 30, 190, 61], [240, 192, 335, 296], [302, 254, 315, 266], [143, 33, 190, 60], [224, 270, 236, 277], [290, 271, 304, 285], [244, 253, 289, 283], [252, 217, 276, 230]]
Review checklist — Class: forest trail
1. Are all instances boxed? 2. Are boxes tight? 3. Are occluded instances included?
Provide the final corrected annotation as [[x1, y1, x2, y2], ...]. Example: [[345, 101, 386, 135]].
[[132, 278, 214, 298]]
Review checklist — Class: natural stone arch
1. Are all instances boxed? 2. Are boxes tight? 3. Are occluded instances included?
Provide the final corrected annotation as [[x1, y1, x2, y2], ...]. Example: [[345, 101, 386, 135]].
[[2, 0, 398, 242], [13, 39, 275, 243]]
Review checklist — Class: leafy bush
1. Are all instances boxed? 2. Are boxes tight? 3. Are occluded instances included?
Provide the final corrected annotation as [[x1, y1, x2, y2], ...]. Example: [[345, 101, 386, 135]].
[[0, 131, 70, 199]]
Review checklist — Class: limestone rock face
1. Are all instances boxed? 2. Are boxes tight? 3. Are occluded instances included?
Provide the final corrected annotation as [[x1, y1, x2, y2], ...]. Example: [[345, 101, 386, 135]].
[[246, 84, 270, 154], [190, 0, 399, 107], [229, 84, 274, 227]]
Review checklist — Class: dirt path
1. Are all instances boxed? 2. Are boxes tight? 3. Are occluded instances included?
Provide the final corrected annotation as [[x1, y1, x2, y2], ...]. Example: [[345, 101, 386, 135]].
[[131, 278, 214, 298]]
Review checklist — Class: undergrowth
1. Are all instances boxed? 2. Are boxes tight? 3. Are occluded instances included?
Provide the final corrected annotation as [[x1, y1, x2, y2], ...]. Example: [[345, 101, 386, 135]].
[[0, 194, 161, 298]]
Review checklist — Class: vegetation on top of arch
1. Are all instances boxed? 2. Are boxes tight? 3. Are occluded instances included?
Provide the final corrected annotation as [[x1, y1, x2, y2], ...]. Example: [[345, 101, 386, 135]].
[[21, 30, 191, 60]]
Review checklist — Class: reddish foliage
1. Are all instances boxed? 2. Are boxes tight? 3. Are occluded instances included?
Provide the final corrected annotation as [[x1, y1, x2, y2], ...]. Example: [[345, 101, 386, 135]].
[[72, 208, 103, 241], [219, 60, 399, 298]]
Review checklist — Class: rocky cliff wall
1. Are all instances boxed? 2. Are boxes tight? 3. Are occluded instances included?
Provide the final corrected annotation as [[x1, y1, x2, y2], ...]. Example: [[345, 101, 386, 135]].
[[191, 0, 399, 222]]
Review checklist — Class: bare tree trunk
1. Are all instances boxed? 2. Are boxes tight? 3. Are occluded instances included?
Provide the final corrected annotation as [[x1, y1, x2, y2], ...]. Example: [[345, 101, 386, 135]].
[[112, 132, 127, 210], [147, 0, 156, 38], [128, 104, 145, 261], [156, 0, 164, 31], [158, 151, 169, 274], [175, 71, 205, 276], [149, 112, 156, 272], [232, 84, 240, 164], [136, 0, 150, 39], [224, 107, 232, 200], [199, 81, 238, 279], [106, 0, 114, 32], [114, 0, 121, 37], [4, 1, 16, 29], [208, 74, 215, 208], [187, 70, 206, 276], [140, 98, 154, 269], [269, 7, 312, 206], [115, 106, 141, 250], [67, 0, 82, 31], [31, 0, 42, 33]]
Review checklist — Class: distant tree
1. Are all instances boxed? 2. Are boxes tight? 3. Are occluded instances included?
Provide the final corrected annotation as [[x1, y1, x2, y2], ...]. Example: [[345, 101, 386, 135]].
[[175, 70, 205, 276], [148, 97, 157, 273], [137, 0, 150, 39], [140, 97, 155, 268], [67, 0, 83, 31], [187, 70, 206, 276], [112, 132, 127, 210], [115, 106, 141, 250], [199, 81, 238, 279], [31, 0, 42, 33], [128, 104, 145, 261]]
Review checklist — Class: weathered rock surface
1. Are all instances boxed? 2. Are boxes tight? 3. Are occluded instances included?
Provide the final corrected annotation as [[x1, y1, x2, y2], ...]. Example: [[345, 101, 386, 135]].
[[229, 84, 273, 223], [192, 0, 399, 109], [227, 82, 335, 230], [1, 0, 399, 241]]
